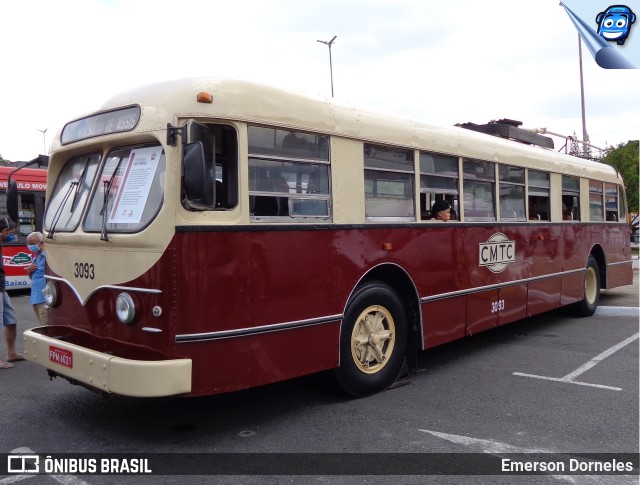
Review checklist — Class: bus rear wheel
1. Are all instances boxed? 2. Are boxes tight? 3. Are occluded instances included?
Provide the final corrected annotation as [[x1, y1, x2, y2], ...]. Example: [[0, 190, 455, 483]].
[[334, 281, 407, 397], [574, 255, 600, 317]]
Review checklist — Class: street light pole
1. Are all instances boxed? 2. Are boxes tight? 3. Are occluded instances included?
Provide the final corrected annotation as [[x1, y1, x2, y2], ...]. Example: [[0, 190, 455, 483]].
[[577, 35, 589, 157], [36, 128, 48, 154], [317, 35, 337, 97]]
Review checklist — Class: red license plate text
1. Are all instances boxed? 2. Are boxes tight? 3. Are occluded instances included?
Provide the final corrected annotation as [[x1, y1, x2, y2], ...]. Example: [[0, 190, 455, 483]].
[[49, 345, 73, 368]]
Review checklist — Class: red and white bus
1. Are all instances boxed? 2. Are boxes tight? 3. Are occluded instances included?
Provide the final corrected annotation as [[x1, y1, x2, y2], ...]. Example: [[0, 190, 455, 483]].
[[21, 79, 633, 398], [0, 165, 47, 289]]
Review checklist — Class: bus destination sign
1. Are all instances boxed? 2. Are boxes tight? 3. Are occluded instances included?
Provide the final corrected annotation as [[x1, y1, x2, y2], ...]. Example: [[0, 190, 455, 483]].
[[61, 106, 141, 145]]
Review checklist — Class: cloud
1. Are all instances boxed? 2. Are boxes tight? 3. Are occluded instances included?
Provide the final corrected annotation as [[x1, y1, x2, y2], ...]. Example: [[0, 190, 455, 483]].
[[0, 0, 637, 161]]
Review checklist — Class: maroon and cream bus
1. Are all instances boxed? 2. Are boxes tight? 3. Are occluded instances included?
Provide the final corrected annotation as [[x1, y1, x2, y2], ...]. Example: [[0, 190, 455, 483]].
[[22, 78, 633, 398]]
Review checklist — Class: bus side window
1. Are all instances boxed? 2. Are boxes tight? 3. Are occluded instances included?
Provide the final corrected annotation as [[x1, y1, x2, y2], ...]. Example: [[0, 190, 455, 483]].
[[562, 176, 580, 221], [605, 183, 619, 222], [528, 170, 549, 221], [184, 122, 239, 211], [419, 151, 459, 222]]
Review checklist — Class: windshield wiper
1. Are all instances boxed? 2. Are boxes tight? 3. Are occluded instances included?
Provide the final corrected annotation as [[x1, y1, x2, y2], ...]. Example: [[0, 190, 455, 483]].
[[99, 157, 124, 241], [46, 181, 78, 239], [71, 157, 91, 210]]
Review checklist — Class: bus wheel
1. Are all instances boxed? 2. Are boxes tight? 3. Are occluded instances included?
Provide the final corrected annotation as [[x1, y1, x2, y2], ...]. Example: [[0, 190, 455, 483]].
[[575, 255, 600, 317], [334, 282, 407, 397]]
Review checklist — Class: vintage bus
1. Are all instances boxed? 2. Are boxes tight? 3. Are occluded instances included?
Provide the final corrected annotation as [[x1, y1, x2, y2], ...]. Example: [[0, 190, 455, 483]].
[[21, 78, 633, 398], [0, 164, 47, 289]]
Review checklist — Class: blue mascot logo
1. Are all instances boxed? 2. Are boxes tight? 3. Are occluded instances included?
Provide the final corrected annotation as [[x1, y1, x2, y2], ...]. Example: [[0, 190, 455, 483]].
[[596, 5, 636, 45]]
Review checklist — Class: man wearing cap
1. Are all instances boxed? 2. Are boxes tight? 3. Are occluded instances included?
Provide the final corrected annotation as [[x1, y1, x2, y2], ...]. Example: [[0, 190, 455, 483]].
[[431, 200, 452, 221]]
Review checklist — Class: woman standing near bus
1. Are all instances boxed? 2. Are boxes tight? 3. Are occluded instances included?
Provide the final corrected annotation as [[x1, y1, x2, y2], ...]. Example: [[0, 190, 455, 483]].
[[26, 231, 47, 325]]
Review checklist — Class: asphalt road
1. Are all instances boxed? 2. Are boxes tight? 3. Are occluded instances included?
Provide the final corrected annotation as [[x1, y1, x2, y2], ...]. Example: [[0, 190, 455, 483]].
[[1, 271, 638, 484]]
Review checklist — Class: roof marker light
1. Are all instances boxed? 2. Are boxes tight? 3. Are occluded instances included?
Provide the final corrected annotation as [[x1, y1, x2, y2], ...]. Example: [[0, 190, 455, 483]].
[[197, 92, 213, 103]]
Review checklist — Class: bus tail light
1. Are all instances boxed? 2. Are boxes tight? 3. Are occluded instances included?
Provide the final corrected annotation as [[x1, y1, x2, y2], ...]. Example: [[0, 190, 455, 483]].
[[43, 281, 59, 308], [116, 292, 138, 325]]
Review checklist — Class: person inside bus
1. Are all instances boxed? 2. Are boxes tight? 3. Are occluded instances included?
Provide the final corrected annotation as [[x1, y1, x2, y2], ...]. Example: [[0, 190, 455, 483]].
[[26, 231, 47, 325], [0, 218, 21, 368], [431, 199, 452, 221]]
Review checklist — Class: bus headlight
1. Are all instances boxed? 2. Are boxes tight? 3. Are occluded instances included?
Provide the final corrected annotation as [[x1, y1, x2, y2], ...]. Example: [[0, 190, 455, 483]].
[[115, 292, 137, 325], [43, 281, 59, 307]]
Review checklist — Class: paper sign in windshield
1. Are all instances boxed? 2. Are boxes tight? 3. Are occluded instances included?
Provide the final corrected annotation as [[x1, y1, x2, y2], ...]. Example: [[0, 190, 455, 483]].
[[109, 147, 161, 224]]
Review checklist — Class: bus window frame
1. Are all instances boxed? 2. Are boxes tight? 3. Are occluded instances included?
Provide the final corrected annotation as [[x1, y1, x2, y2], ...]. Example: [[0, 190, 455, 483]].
[[498, 164, 526, 221], [527, 169, 550, 221], [462, 159, 496, 222], [419, 151, 460, 221], [562, 175, 581, 221], [364, 143, 415, 221], [248, 125, 332, 222]]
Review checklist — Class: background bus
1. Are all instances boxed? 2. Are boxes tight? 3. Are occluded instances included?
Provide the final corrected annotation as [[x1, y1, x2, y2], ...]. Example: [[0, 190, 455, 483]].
[[0, 164, 47, 289], [20, 79, 633, 399]]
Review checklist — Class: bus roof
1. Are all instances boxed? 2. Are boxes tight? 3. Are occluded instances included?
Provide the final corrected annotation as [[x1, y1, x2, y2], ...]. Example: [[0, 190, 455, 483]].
[[55, 77, 622, 183], [0, 166, 47, 185]]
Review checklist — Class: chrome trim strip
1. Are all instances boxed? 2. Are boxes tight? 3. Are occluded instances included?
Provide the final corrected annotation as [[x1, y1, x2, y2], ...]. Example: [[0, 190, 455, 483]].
[[45, 275, 161, 307], [175, 314, 343, 343], [142, 327, 163, 333], [420, 268, 585, 303], [607, 260, 633, 267]]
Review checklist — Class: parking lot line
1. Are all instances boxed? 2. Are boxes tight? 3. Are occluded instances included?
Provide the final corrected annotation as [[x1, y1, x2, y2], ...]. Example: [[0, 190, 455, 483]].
[[513, 332, 639, 391], [595, 306, 640, 317]]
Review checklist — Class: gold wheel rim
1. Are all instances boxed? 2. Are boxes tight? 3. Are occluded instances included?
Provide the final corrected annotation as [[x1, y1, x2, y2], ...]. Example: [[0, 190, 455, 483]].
[[350, 305, 396, 374], [585, 266, 597, 305]]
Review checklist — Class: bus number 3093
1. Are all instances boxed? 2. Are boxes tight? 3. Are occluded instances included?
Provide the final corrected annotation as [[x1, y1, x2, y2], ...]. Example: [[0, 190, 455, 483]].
[[490, 299, 505, 313], [74, 262, 95, 280]]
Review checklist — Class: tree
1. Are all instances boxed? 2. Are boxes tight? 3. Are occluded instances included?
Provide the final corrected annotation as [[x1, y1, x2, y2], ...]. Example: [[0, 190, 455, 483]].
[[604, 140, 639, 213]]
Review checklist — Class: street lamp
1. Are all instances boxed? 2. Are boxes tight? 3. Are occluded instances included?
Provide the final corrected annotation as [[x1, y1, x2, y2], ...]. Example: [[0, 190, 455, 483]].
[[36, 128, 48, 154], [317, 35, 337, 97], [577, 35, 590, 157]]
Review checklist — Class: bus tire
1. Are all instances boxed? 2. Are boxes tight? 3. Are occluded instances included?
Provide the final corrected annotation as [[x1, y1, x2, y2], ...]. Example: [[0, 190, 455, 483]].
[[574, 255, 600, 317], [334, 281, 407, 397]]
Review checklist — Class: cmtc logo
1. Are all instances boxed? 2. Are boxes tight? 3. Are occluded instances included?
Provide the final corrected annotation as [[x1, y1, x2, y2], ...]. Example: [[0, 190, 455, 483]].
[[7, 454, 39, 473], [479, 233, 516, 273]]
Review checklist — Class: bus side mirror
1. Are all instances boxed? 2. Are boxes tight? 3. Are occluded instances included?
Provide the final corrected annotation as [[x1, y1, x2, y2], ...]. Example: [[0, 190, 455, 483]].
[[182, 142, 214, 209], [6, 180, 19, 224]]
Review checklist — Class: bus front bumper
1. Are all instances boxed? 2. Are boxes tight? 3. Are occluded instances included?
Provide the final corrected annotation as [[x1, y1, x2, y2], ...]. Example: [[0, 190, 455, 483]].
[[23, 327, 192, 397]]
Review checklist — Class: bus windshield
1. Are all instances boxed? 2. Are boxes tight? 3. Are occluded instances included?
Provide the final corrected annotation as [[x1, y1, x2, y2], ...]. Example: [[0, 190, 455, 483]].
[[45, 145, 166, 235], [44, 153, 101, 233]]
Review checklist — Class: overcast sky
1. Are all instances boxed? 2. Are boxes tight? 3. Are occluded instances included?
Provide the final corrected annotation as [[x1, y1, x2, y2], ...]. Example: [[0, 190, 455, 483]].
[[1, 0, 638, 162]]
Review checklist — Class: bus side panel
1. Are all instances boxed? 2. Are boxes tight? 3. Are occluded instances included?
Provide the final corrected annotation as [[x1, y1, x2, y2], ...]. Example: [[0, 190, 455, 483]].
[[186, 321, 341, 396], [2, 245, 32, 290], [604, 223, 633, 289], [466, 289, 498, 335], [498, 284, 528, 325], [527, 225, 562, 316], [173, 230, 342, 395], [417, 226, 468, 348], [463, 227, 502, 335], [497, 226, 529, 326], [422, 297, 466, 348], [607, 263, 633, 290], [561, 224, 589, 305]]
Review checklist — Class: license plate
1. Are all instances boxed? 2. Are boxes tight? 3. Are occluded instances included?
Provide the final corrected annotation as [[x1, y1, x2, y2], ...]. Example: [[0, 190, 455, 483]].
[[49, 345, 73, 368]]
